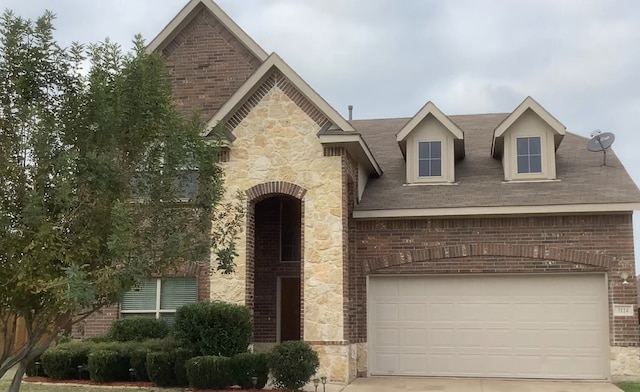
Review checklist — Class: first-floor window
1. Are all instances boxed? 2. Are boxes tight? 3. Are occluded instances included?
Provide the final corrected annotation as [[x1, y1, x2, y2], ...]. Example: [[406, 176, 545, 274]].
[[418, 141, 442, 177], [120, 278, 196, 324], [516, 136, 542, 173]]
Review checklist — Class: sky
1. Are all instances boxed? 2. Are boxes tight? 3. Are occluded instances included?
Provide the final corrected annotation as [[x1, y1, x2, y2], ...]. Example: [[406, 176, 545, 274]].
[[4, 0, 640, 270]]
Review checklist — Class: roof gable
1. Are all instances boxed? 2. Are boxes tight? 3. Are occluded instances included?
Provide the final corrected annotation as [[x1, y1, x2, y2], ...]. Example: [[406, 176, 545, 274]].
[[395, 101, 465, 158], [147, 0, 268, 61], [206, 53, 381, 176], [492, 96, 566, 157]]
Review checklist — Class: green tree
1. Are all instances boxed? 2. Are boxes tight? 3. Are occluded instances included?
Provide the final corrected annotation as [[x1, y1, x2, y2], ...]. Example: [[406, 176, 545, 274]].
[[0, 11, 243, 391]]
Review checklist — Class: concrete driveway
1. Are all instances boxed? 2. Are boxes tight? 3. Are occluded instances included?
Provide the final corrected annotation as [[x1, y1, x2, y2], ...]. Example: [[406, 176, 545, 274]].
[[341, 377, 622, 392]]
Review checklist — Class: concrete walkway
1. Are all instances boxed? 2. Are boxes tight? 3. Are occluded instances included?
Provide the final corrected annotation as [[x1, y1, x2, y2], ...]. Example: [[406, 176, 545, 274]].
[[340, 377, 622, 392]]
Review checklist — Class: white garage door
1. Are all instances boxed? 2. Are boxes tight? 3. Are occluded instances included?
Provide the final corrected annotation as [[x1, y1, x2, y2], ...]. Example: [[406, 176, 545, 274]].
[[368, 274, 609, 379]]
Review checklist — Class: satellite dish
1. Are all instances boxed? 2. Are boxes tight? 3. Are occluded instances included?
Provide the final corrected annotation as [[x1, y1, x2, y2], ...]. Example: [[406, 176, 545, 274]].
[[587, 130, 615, 165]]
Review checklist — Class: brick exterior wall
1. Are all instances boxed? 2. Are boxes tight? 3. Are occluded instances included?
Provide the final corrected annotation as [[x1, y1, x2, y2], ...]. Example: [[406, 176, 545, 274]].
[[349, 214, 639, 346], [162, 8, 262, 120]]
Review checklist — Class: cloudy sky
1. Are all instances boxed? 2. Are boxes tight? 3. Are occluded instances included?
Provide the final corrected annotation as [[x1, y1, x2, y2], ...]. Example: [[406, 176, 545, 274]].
[[5, 0, 640, 269]]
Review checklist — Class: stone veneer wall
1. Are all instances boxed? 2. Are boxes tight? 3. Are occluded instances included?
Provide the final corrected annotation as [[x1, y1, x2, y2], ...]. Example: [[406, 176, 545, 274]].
[[210, 87, 349, 381]]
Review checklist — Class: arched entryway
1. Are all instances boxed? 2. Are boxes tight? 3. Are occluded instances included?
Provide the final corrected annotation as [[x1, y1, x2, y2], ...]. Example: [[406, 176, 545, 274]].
[[246, 182, 305, 343]]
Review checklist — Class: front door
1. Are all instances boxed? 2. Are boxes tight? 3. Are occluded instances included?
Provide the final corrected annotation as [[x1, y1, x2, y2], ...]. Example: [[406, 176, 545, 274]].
[[279, 277, 301, 341]]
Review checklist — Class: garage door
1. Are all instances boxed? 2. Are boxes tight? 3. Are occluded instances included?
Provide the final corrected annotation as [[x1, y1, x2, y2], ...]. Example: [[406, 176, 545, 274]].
[[368, 274, 609, 379]]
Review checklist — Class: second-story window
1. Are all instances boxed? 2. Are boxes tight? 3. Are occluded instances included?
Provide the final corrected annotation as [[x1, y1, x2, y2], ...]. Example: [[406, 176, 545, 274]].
[[418, 141, 442, 177], [516, 137, 542, 174]]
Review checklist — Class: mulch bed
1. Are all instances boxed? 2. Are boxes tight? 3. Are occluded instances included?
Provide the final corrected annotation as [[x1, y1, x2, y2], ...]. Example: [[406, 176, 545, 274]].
[[23, 376, 260, 391]]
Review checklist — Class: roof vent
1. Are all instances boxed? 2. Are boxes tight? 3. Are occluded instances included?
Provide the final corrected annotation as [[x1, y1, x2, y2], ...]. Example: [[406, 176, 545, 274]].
[[348, 105, 353, 121]]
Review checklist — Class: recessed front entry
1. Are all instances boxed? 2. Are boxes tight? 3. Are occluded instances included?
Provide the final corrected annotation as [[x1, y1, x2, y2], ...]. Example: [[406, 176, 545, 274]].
[[252, 195, 303, 343], [368, 274, 609, 379]]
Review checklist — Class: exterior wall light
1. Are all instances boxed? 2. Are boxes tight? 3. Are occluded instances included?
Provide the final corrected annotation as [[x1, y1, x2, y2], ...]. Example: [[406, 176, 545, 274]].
[[620, 271, 630, 285]]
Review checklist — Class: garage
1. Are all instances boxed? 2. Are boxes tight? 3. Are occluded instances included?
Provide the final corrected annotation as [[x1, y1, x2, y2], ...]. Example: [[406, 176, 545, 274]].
[[368, 274, 609, 379]]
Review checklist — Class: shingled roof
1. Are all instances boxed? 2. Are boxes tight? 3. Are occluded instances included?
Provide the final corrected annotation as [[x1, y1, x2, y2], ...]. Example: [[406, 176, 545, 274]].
[[352, 113, 640, 214]]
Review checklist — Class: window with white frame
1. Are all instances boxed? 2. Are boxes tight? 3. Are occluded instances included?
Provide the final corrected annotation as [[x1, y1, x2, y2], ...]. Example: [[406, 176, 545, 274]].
[[516, 137, 542, 174], [418, 141, 442, 177], [120, 278, 196, 324]]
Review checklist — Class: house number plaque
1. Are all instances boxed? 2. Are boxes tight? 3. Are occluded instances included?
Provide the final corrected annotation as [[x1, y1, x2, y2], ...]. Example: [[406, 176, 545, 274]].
[[613, 304, 634, 317]]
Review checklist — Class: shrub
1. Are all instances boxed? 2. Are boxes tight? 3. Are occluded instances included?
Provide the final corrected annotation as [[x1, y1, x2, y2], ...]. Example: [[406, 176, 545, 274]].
[[269, 341, 319, 391], [25, 356, 47, 377], [186, 356, 233, 390], [88, 349, 130, 383], [146, 351, 175, 387], [230, 352, 269, 389], [129, 347, 151, 381], [107, 317, 169, 342], [173, 302, 251, 356], [41, 341, 94, 380], [173, 347, 196, 387]]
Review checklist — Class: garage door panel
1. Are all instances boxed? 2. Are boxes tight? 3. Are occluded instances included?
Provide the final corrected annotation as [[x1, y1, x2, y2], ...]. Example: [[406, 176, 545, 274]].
[[369, 274, 608, 379]]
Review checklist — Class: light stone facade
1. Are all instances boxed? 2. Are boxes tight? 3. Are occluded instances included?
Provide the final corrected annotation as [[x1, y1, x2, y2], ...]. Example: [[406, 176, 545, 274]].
[[611, 346, 640, 380], [209, 87, 350, 381]]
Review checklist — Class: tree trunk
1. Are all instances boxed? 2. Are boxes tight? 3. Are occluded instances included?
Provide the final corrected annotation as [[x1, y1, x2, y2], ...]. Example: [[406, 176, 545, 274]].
[[8, 362, 26, 392]]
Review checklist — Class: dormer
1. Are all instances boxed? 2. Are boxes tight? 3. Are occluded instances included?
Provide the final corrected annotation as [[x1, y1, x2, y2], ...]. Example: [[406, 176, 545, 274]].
[[492, 97, 566, 182], [396, 102, 464, 184]]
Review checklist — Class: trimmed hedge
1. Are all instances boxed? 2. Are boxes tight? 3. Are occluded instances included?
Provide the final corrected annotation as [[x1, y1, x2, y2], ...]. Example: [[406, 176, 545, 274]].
[[231, 352, 269, 389], [185, 356, 233, 390], [269, 341, 319, 391], [173, 347, 196, 386], [40, 341, 94, 380], [88, 349, 130, 383], [106, 317, 169, 342], [146, 351, 175, 387], [173, 302, 251, 357]]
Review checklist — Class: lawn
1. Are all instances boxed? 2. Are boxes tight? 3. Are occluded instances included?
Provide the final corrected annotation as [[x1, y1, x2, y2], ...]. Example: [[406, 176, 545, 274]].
[[0, 368, 183, 392], [617, 383, 640, 392]]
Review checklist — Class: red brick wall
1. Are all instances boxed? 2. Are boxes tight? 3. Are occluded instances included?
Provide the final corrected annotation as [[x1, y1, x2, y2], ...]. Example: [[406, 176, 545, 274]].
[[349, 214, 639, 346], [162, 8, 262, 120]]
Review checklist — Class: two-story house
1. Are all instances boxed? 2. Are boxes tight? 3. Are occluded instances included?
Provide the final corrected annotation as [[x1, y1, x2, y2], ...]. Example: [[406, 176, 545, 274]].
[[76, 0, 640, 383]]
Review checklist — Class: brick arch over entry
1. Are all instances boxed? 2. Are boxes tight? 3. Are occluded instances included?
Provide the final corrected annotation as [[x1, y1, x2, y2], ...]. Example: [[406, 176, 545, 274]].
[[245, 181, 307, 202], [363, 243, 615, 273]]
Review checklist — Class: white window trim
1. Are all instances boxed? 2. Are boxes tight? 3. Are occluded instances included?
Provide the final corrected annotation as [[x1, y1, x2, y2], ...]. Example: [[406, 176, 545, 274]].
[[120, 278, 194, 319], [515, 136, 543, 175], [505, 131, 552, 181], [414, 139, 445, 183]]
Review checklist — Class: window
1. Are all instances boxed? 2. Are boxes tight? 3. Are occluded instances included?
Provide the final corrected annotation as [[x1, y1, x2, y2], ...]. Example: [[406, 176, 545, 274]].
[[516, 137, 542, 174], [120, 278, 196, 323], [280, 197, 301, 262], [418, 141, 442, 177]]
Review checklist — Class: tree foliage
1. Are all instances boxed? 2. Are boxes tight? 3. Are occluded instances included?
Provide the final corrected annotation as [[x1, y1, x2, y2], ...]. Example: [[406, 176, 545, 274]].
[[0, 11, 243, 391]]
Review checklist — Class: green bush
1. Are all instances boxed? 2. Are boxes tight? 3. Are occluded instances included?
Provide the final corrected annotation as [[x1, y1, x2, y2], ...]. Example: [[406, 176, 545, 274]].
[[107, 317, 169, 342], [173, 347, 196, 387], [41, 341, 94, 380], [185, 356, 233, 390], [129, 348, 151, 381], [25, 356, 47, 377], [231, 352, 269, 389], [173, 302, 251, 356], [87, 349, 130, 383], [146, 351, 175, 387], [269, 341, 319, 391]]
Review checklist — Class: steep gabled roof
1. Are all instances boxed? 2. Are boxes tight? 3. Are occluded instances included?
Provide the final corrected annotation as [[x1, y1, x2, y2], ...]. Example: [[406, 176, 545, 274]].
[[206, 53, 381, 176], [395, 101, 465, 159], [491, 96, 566, 158], [147, 0, 268, 61]]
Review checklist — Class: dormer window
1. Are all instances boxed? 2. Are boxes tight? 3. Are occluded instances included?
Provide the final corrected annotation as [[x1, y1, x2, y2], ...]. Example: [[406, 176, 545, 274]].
[[491, 97, 565, 182], [516, 137, 542, 174], [396, 102, 465, 185], [418, 141, 442, 177]]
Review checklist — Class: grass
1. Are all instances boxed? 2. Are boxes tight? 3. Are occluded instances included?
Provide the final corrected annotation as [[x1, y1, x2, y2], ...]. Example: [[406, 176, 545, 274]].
[[0, 367, 184, 392], [617, 383, 640, 392]]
